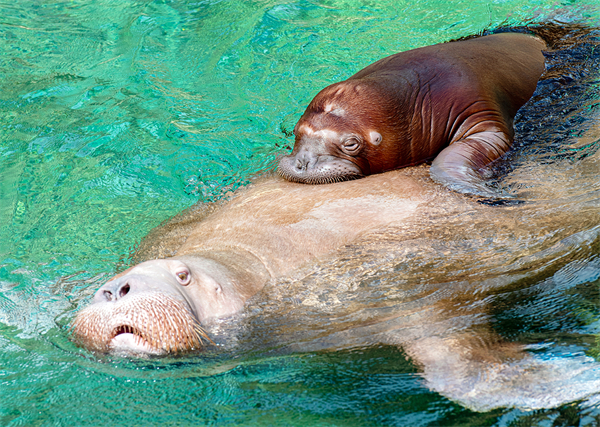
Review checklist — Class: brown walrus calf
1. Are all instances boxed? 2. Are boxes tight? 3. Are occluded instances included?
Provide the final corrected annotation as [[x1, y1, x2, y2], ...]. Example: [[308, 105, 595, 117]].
[[277, 32, 547, 196]]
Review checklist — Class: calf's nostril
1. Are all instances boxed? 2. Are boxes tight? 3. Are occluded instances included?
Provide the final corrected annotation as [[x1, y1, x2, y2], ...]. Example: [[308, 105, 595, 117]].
[[295, 158, 307, 171], [103, 290, 114, 302]]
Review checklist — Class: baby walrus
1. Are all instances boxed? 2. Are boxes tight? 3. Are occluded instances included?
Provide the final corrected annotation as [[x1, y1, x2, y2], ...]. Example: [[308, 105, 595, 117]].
[[277, 32, 547, 196]]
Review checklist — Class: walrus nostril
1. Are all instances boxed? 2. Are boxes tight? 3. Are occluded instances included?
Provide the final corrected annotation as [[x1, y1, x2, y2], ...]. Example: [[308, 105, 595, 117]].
[[103, 290, 114, 301], [295, 158, 306, 171], [118, 283, 130, 298]]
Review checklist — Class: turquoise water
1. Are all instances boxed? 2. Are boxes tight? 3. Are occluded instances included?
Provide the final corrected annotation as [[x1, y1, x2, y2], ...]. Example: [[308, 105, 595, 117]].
[[2, 0, 600, 425]]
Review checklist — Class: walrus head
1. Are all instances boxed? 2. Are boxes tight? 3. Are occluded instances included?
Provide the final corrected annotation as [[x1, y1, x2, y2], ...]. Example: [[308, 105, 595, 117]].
[[278, 81, 388, 184], [72, 256, 247, 355]]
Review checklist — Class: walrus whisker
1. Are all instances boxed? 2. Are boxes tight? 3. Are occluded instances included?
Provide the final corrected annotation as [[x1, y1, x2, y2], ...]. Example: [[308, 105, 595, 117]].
[[194, 324, 214, 346], [72, 292, 209, 354]]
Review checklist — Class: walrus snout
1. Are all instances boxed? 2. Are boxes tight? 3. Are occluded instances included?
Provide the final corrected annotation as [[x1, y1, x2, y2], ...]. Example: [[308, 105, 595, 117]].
[[72, 291, 208, 355], [92, 272, 185, 304], [292, 146, 318, 172], [278, 145, 363, 184], [278, 153, 363, 184], [72, 260, 218, 355], [94, 277, 132, 302]]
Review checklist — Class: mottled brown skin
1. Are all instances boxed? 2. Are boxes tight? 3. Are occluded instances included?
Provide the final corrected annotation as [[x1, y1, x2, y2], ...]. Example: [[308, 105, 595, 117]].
[[278, 32, 547, 195]]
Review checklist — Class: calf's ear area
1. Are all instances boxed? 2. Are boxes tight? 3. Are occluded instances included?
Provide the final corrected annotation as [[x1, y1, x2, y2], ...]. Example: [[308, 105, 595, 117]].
[[368, 131, 382, 145]]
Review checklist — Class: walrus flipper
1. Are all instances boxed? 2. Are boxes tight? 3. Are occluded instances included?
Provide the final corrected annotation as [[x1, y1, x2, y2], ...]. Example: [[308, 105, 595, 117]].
[[404, 332, 600, 411], [429, 128, 512, 197]]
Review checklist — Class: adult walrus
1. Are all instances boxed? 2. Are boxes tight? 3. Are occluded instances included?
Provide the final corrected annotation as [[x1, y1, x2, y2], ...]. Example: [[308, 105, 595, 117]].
[[71, 166, 600, 411], [72, 171, 427, 354], [277, 32, 547, 195]]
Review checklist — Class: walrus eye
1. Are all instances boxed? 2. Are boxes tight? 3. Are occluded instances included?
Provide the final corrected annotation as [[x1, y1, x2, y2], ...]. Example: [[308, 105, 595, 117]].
[[175, 270, 191, 286], [341, 137, 361, 155]]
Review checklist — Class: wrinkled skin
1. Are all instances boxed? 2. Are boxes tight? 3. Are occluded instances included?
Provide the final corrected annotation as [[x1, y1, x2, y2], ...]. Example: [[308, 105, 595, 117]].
[[278, 32, 547, 196]]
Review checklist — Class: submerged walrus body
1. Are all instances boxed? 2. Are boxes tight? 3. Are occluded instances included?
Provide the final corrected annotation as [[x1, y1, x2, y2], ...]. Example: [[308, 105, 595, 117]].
[[278, 32, 547, 196], [73, 164, 600, 411]]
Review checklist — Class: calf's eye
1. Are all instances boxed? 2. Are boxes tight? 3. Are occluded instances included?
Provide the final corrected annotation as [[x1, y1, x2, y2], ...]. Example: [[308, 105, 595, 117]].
[[342, 137, 361, 154]]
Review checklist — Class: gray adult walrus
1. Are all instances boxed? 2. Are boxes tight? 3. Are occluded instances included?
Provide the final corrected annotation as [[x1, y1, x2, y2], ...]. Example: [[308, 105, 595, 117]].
[[73, 171, 427, 354], [72, 165, 600, 412], [277, 32, 547, 195]]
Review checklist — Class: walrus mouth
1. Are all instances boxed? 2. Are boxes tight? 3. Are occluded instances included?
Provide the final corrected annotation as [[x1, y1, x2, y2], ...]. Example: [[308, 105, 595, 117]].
[[72, 293, 212, 355], [277, 163, 364, 185], [109, 325, 161, 354], [113, 325, 142, 337]]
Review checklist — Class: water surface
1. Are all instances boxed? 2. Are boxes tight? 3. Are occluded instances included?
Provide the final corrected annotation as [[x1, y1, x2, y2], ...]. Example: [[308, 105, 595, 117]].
[[2, 0, 600, 425]]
